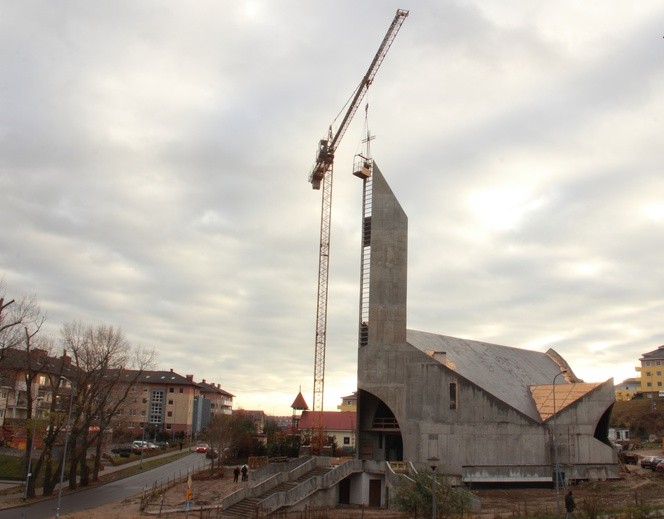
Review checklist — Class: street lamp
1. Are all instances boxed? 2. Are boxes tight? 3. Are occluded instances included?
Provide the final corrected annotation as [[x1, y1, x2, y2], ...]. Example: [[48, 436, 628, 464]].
[[552, 369, 567, 518], [140, 395, 150, 469], [55, 378, 76, 519], [24, 396, 44, 500], [427, 457, 439, 519]]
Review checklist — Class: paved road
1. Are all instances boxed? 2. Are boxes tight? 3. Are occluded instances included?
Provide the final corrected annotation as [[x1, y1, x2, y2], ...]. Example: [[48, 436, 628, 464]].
[[1, 452, 206, 519]]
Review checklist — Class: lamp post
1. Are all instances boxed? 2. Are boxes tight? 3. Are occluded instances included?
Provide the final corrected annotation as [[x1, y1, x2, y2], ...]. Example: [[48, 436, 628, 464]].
[[24, 396, 44, 500], [55, 378, 76, 519], [140, 394, 151, 469], [427, 457, 439, 519], [552, 369, 567, 518]]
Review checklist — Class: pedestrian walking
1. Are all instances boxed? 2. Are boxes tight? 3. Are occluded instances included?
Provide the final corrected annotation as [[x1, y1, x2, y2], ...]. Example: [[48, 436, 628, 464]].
[[565, 490, 576, 519], [241, 464, 248, 482], [233, 466, 240, 483]]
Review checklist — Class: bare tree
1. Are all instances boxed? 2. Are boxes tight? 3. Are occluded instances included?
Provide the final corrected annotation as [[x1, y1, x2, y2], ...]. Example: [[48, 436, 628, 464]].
[[0, 283, 51, 498], [37, 371, 77, 497], [0, 280, 45, 356], [60, 321, 155, 488]]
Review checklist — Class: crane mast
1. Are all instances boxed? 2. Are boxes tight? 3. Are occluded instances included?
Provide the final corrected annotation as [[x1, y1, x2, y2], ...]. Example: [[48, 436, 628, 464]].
[[308, 9, 408, 420]]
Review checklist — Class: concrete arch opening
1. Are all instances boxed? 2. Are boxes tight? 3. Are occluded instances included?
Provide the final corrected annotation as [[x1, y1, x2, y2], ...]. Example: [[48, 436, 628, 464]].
[[358, 390, 403, 461]]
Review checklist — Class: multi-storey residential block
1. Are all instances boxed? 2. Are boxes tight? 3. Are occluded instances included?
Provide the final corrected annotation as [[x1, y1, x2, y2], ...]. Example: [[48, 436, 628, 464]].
[[114, 370, 234, 440], [615, 378, 641, 401], [636, 345, 664, 397], [337, 392, 357, 412], [192, 379, 234, 435], [0, 347, 234, 444], [0, 348, 76, 446]]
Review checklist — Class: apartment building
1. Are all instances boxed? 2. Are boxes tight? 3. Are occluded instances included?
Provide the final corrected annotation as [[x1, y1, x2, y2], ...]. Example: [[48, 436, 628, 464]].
[[113, 370, 235, 440], [0, 348, 76, 446], [0, 347, 234, 444], [192, 379, 235, 435], [337, 392, 357, 412], [636, 345, 664, 397], [615, 377, 641, 401]]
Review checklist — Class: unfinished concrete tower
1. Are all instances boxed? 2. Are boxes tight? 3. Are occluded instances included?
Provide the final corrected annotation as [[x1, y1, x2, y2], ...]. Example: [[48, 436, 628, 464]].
[[355, 162, 619, 483]]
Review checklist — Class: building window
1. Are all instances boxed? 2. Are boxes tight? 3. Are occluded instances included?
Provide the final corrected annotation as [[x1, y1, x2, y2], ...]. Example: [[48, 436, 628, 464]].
[[167, 411, 173, 417], [343, 437, 350, 445], [658, 371, 662, 376], [647, 382, 652, 387], [169, 387, 174, 393], [168, 399, 173, 405], [150, 390, 165, 424], [179, 388, 184, 394], [449, 382, 457, 410], [646, 372, 652, 377], [166, 424, 172, 430]]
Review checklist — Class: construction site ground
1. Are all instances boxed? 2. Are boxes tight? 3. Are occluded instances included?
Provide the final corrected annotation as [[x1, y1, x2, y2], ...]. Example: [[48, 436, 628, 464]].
[[11, 452, 664, 518]]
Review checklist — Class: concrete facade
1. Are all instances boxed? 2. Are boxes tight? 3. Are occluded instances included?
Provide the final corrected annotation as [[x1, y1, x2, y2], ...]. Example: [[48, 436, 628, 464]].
[[357, 164, 619, 483]]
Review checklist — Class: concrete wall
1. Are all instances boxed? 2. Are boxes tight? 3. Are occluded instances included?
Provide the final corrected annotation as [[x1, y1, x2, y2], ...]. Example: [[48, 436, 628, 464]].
[[356, 163, 618, 482], [366, 163, 408, 347], [360, 343, 619, 480]]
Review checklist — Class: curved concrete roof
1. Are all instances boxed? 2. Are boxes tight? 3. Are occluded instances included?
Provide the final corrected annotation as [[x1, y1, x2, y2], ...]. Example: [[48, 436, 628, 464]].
[[406, 329, 579, 422]]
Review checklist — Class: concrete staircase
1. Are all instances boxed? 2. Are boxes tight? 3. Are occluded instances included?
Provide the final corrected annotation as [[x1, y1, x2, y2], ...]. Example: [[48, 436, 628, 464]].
[[220, 466, 333, 517]]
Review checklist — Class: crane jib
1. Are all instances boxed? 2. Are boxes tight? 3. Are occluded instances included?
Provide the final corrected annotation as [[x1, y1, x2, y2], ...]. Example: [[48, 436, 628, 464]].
[[308, 8, 408, 190]]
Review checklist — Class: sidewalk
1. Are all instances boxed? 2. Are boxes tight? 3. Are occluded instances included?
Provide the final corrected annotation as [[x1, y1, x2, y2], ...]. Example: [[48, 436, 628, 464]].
[[0, 448, 195, 506]]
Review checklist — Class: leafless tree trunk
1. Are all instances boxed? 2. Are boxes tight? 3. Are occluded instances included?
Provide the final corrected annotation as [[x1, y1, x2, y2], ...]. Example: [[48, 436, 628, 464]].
[[61, 321, 155, 488]]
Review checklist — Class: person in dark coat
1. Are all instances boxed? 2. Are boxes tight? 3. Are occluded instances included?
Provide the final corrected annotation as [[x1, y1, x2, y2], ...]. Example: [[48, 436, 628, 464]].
[[241, 464, 248, 481], [233, 466, 240, 483], [565, 490, 576, 519]]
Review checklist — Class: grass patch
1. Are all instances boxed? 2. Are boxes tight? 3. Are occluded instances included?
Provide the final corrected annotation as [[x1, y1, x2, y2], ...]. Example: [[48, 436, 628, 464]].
[[97, 451, 191, 483], [0, 450, 191, 497], [0, 454, 24, 480]]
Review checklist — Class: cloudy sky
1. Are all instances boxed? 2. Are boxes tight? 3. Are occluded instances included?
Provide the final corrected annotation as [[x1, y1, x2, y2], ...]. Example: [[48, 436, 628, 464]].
[[2, 1, 663, 415]]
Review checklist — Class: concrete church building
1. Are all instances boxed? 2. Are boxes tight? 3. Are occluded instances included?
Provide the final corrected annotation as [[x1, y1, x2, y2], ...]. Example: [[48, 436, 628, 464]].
[[356, 163, 619, 484]]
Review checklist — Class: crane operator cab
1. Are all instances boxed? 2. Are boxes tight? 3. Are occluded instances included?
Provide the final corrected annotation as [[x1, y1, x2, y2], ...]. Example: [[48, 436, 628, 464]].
[[310, 139, 332, 190], [316, 139, 330, 163]]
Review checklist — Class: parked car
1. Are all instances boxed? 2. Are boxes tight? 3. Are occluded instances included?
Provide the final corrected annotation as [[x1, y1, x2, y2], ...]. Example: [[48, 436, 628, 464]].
[[619, 451, 639, 465], [640, 455, 659, 469], [132, 440, 154, 454], [650, 458, 663, 471], [205, 448, 219, 459], [195, 442, 209, 453], [111, 444, 133, 457], [655, 460, 664, 473]]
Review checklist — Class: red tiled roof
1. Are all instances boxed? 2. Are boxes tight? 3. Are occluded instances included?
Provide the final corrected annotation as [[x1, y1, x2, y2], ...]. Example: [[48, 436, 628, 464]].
[[291, 391, 309, 410], [297, 411, 356, 431]]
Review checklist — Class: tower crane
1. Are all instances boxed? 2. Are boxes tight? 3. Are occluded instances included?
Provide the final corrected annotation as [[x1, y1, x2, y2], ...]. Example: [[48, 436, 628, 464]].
[[307, 9, 408, 421]]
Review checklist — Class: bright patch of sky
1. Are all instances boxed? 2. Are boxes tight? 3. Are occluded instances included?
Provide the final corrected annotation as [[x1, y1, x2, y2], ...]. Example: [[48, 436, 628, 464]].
[[2, 1, 663, 414]]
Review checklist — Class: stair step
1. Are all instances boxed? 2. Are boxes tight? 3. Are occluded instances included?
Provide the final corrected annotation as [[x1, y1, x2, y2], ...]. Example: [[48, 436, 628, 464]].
[[222, 465, 334, 516]]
